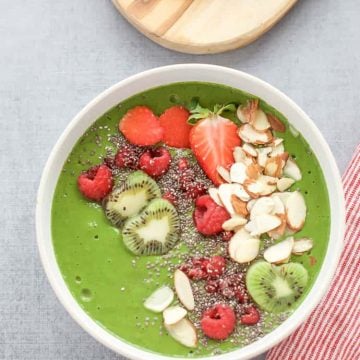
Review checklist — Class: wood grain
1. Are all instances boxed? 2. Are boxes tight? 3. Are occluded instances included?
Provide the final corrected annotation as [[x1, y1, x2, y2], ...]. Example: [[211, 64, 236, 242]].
[[113, 0, 298, 54]]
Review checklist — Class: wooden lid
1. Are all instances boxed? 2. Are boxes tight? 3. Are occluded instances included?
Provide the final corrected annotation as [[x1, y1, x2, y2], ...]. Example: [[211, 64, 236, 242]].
[[112, 0, 297, 54]]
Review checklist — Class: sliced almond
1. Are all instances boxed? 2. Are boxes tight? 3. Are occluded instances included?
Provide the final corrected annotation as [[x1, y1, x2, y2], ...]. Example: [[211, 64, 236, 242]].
[[174, 270, 194, 311], [273, 138, 284, 147], [277, 177, 295, 192], [264, 237, 294, 264], [217, 165, 231, 183], [264, 156, 283, 177], [252, 110, 271, 131], [292, 238, 314, 255], [243, 179, 265, 198], [231, 195, 249, 217], [270, 142, 285, 158], [242, 143, 258, 157], [222, 215, 247, 231], [266, 114, 286, 132], [165, 318, 198, 348], [144, 286, 174, 313], [237, 99, 259, 124], [245, 214, 282, 236], [283, 158, 302, 181], [229, 236, 260, 264], [238, 124, 273, 145], [163, 306, 187, 325], [285, 191, 307, 231], [233, 146, 254, 165], [268, 213, 287, 239], [250, 197, 275, 220], [271, 192, 291, 207], [256, 146, 272, 167], [208, 187, 223, 207], [271, 195, 285, 215], [228, 228, 250, 257], [247, 199, 257, 212], [246, 163, 263, 180], [230, 162, 247, 184]]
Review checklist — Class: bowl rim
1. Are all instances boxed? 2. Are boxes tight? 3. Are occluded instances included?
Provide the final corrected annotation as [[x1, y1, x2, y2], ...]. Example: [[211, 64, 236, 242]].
[[36, 64, 345, 360]]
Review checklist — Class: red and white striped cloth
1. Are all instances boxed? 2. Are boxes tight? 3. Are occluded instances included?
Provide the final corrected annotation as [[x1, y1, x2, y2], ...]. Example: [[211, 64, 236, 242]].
[[266, 145, 360, 360]]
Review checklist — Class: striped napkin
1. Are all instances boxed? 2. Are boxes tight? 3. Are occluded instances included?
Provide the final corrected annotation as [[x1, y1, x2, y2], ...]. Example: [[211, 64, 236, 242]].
[[266, 145, 360, 360]]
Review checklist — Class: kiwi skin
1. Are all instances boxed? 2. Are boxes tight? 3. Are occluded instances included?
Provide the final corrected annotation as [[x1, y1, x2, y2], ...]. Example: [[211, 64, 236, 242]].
[[122, 198, 180, 256], [103, 171, 161, 227], [246, 261, 308, 313]]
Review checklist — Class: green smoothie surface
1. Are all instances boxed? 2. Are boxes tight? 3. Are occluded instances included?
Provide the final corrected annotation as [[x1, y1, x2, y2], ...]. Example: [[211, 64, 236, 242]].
[[51, 82, 330, 357]]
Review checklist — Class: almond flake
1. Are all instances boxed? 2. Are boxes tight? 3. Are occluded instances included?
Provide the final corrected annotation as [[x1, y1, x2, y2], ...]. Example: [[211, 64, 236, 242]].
[[252, 110, 271, 131], [270, 142, 285, 158], [165, 318, 198, 348], [268, 213, 287, 239], [250, 197, 275, 220], [246, 163, 263, 180], [208, 188, 223, 207], [222, 215, 247, 231], [217, 165, 231, 183], [256, 146, 272, 167], [144, 286, 174, 313], [271, 192, 291, 207], [264, 156, 283, 177], [267, 114, 286, 132], [231, 195, 249, 217], [271, 195, 285, 214], [283, 158, 302, 181], [233, 146, 254, 165], [229, 236, 260, 264], [277, 177, 295, 192], [237, 99, 259, 124], [230, 162, 247, 184], [264, 237, 294, 264], [242, 143, 258, 157], [238, 124, 273, 145], [163, 306, 187, 325], [245, 214, 282, 236], [292, 238, 314, 255], [285, 191, 307, 231], [174, 270, 194, 311], [218, 184, 250, 214]]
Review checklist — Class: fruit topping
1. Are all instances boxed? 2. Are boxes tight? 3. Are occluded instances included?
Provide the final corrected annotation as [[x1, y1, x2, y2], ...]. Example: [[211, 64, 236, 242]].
[[114, 143, 142, 169], [178, 165, 207, 200], [163, 306, 187, 325], [292, 238, 313, 255], [144, 285, 174, 313], [240, 306, 260, 325], [174, 269, 195, 311], [221, 231, 234, 242], [122, 198, 180, 255], [263, 237, 294, 264], [189, 103, 241, 185], [165, 318, 198, 348], [139, 147, 171, 178], [200, 304, 236, 340], [246, 261, 308, 313], [103, 171, 160, 227], [285, 191, 307, 231], [218, 274, 249, 302], [77, 164, 113, 202], [193, 195, 230, 236], [180, 256, 226, 281], [162, 190, 177, 205], [205, 256, 226, 279], [159, 105, 191, 148], [119, 106, 163, 146]]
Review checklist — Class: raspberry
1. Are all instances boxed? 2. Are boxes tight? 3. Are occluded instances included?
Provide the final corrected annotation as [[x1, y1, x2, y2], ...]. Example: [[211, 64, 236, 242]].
[[205, 256, 226, 279], [77, 164, 113, 201], [114, 144, 142, 169], [139, 147, 171, 177], [221, 231, 234, 242], [218, 274, 248, 303], [193, 195, 230, 236], [180, 257, 209, 280], [200, 304, 236, 340], [178, 168, 207, 200], [162, 190, 177, 206], [205, 279, 219, 294], [240, 306, 260, 325], [178, 157, 189, 171]]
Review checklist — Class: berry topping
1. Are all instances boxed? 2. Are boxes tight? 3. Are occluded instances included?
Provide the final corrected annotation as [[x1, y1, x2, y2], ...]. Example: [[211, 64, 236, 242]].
[[178, 157, 189, 171], [200, 304, 236, 340], [240, 306, 260, 325], [205, 256, 226, 279], [114, 144, 142, 169], [77, 164, 113, 201], [204, 279, 220, 294], [218, 274, 248, 303], [193, 195, 230, 236], [162, 190, 178, 206], [189, 103, 241, 185], [178, 167, 207, 200], [180, 258, 209, 281], [119, 106, 163, 146], [139, 147, 171, 178], [221, 231, 234, 242], [159, 106, 191, 148]]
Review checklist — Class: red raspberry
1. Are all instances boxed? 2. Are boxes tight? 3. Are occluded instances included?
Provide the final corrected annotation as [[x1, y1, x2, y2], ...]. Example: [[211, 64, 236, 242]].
[[206, 256, 226, 279], [218, 274, 248, 303], [201, 304, 236, 340], [180, 257, 209, 280], [114, 144, 141, 169], [193, 195, 230, 236], [139, 147, 171, 177], [178, 157, 189, 171], [162, 190, 177, 205], [178, 168, 207, 200], [221, 231, 234, 242], [77, 165, 113, 201], [240, 306, 260, 325], [205, 279, 219, 294]]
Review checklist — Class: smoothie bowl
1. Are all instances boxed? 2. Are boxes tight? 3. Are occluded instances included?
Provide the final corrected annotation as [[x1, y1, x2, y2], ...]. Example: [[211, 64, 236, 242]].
[[36, 64, 344, 360]]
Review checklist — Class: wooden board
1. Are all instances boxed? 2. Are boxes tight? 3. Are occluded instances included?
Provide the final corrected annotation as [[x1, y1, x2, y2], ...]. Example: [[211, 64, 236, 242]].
[[112, 0, 297, 54]]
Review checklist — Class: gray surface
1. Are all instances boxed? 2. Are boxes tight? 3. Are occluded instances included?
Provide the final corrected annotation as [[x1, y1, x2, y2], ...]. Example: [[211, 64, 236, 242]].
[[0, 0, 359, 359]]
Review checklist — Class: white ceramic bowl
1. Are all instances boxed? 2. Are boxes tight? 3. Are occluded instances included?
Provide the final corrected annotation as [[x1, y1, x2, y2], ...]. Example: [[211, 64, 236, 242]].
[[36, 64, 345, 360]]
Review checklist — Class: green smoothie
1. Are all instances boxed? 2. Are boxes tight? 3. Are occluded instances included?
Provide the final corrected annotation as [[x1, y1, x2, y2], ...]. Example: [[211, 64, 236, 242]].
[[52, 82, 330, 357]]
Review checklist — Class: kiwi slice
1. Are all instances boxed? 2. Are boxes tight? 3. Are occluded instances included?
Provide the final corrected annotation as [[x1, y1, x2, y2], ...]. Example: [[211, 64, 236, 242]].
[[122, 198, 180, 256], [103, 171, 161, 227], [246, 261, 308, 313]]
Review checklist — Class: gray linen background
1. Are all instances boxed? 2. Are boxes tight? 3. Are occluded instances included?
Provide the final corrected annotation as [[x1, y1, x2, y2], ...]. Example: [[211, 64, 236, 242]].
[[0, 0, 359, 359]]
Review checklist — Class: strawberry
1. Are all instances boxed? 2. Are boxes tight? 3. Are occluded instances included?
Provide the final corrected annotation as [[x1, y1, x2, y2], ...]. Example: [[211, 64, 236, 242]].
[[119, 106, 163, 146], [189, 103, 241, 185], [201, 304, 236, 340], [193, 195, 230, 236], [77, 164, 113, 201], [159, 106, 191, 148], [240, 306, 260, 325], [139, 147, 171, 177]]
